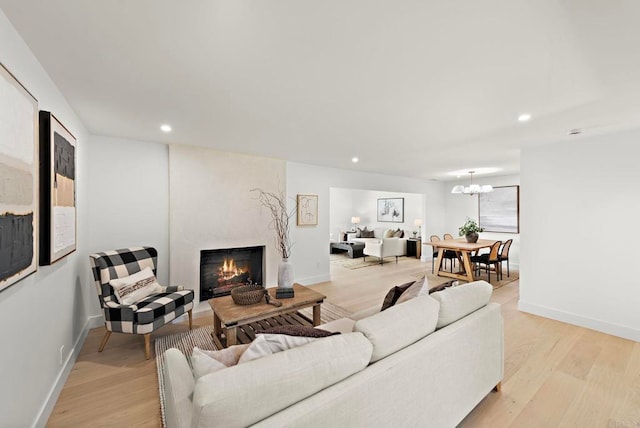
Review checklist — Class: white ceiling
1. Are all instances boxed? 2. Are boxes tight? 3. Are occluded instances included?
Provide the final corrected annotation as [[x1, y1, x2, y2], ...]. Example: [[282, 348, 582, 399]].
[[2, 0, 640, 181]]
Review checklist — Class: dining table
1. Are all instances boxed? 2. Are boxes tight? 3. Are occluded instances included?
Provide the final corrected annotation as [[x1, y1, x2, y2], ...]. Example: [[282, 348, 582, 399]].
[[430, 238, 498, 283]]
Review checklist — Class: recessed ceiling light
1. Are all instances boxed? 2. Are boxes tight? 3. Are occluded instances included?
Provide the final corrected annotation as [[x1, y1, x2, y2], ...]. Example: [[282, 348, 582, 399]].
[[160, 124, 172, 132], [351, 157, 359, 163], [517, 113, 531, 122]]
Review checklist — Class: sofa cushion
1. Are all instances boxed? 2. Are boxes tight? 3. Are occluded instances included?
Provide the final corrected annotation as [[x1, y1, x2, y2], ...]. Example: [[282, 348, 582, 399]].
[[430, 280, 493, 329], [354, 294, 439, 362], [191, 333, 373, 427], [133, 290, 194, 324]]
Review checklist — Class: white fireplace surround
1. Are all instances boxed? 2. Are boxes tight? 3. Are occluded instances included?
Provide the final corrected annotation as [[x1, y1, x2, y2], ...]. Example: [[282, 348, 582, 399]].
[[169, 145, 287, 306]]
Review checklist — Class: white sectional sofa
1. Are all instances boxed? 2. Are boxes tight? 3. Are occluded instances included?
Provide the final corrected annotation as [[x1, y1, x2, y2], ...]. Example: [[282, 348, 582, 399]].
[[347, 227, 408, 262], [163, 281, 503, 427]]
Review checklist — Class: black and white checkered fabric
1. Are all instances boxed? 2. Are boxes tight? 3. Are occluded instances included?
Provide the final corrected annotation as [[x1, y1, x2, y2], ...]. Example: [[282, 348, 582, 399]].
[[90, 247, 194, 335]]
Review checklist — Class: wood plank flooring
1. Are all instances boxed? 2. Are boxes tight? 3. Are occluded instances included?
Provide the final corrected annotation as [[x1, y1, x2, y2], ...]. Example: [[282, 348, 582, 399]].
[[47, 256, 640, 427]]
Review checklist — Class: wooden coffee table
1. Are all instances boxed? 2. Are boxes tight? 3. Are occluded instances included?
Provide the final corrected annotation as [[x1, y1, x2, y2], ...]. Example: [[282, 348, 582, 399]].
[[208, 283, 326, 348]]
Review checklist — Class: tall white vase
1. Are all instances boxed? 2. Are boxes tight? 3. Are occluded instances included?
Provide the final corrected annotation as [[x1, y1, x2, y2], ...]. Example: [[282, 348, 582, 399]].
[[277, 258, 294, 289]]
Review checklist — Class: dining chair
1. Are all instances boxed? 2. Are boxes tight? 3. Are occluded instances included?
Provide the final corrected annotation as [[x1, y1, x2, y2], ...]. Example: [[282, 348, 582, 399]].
[[441, 233, 458, 272], [429, 235, 440, 273], [470, 241, 502, 283], [498, 239, 513, 277]]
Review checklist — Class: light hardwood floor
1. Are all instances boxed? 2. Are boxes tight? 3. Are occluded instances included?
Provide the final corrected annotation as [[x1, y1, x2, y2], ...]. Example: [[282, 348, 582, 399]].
[[48, 257, 640, 427]]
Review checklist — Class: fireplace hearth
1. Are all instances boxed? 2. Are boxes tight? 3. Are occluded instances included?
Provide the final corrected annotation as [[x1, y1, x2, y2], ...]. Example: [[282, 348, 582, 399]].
[[200, 246, 264, 299]]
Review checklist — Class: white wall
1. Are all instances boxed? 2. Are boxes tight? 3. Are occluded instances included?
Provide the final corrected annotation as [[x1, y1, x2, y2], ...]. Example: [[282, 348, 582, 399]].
[[0, 10, 90, 427], [169, 145, 286, 305], [287, 162, 444, 283], [443, 174, 521, 268], [84, 136, 170, 315], [519, 129, 640, 342], [330, 188, 424, 238]]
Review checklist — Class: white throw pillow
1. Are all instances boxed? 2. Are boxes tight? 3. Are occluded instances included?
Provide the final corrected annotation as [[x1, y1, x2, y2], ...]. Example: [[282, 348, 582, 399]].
[[109, 267, 163, 305], [237, 335, 274, 364], [191, 347, 227, 379], [237, 333, 318, 364], [195, 344, 250, 367]]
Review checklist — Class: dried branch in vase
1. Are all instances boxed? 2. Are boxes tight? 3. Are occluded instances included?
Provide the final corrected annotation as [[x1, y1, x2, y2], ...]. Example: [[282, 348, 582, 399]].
[[250, 188, 296, 259]]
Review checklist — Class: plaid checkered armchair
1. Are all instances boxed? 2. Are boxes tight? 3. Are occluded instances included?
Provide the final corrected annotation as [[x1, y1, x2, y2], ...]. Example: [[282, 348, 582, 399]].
[[90, 247, 194, 359]]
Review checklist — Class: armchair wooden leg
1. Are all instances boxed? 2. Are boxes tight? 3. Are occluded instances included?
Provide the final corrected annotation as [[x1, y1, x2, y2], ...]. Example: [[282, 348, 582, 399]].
[[493, 381, 502, 392], [188, 310, 193, 330], [98, 329, 112, 352], [144, 334, 151, 360]]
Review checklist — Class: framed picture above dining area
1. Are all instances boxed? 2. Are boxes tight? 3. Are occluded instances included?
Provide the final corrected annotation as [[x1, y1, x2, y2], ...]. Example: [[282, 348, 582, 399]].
[[479, 185, 519, 233]]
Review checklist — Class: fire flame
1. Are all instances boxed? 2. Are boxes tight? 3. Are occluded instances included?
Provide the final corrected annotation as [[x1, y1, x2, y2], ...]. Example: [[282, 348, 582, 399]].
[[218, 258, 248, 281]]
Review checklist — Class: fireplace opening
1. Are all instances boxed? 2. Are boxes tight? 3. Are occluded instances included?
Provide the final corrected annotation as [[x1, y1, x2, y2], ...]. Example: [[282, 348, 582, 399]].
[[200, 246, 264, 299]]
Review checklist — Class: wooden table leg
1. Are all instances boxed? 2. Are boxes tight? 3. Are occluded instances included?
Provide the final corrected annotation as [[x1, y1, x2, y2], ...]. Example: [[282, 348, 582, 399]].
[[461, 251, 475, 283], [434, 248, 445, 275], [226, 326, 237, 346], [313, 303, 322, 326], [213, 311, 222, 339]]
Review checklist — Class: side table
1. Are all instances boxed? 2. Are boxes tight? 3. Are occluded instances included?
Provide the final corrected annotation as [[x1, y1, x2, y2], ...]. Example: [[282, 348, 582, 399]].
[[407, 238, 422, 259]]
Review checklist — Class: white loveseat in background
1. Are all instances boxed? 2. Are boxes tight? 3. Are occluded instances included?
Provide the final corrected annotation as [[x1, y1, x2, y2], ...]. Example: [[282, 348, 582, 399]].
[[347, 227, 408, 261], [163, 281, 503, 427]]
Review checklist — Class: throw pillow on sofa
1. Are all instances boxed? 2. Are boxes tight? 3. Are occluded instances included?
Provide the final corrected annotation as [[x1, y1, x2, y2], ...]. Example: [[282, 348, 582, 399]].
[[361, 228, 375, 238], [191, 347, 229, 379], [380, 280, 414, 311], [257, 325, 338, 338], [395, 276, 429, 305]]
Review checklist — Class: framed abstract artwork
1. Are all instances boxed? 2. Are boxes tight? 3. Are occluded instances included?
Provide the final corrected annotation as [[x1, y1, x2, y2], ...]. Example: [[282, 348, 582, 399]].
[[479, 185, 520, 233], [0, 62, 39, 292], [39, 111, 77, 264], [297, 194, 318, 226], [377, 198, 404, 223]]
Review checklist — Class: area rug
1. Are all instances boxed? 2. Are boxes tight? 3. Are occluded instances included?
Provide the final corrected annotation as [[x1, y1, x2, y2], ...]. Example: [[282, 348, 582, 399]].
[[330, 254, 414, 270], [414, 268, 519, 290], [154, 301, 352, 427]]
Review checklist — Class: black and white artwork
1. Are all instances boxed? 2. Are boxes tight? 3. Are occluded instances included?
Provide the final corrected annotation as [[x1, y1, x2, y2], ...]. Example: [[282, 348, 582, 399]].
[[39, 111, 77, 265], [479, 185, 519, 233], [377, 198, 404, 223], [0, 62, 39, 292]]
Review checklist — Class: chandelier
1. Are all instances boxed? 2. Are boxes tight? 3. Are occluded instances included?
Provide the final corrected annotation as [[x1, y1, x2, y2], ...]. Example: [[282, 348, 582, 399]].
[[451, 171, 493, 195]]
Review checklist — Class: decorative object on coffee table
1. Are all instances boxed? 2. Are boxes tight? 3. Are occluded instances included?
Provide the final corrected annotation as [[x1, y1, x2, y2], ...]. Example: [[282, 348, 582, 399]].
[[251, 188, 296, 298], [458, 218, 483, 243]]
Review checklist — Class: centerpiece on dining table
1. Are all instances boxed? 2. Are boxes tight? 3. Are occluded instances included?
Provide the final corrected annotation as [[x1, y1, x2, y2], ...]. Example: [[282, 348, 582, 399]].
[[458, 218, 483, 243]]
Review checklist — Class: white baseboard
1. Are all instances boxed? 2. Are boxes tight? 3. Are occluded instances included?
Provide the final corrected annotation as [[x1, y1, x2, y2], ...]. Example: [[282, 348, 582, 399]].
[[295, 273, 331, 285], [33, 314, 103, 428], [518, 300, 640, 342]]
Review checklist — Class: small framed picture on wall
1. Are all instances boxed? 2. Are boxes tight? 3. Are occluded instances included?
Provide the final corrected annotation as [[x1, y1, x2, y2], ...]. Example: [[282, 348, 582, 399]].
[[297, 194, 318, 226]]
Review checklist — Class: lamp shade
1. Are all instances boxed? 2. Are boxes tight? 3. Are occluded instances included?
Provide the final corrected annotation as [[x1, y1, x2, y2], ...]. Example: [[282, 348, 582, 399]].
[[451, 185, 465, 194], [351, 216, 360, 224], [414, 218, 423, 226]]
